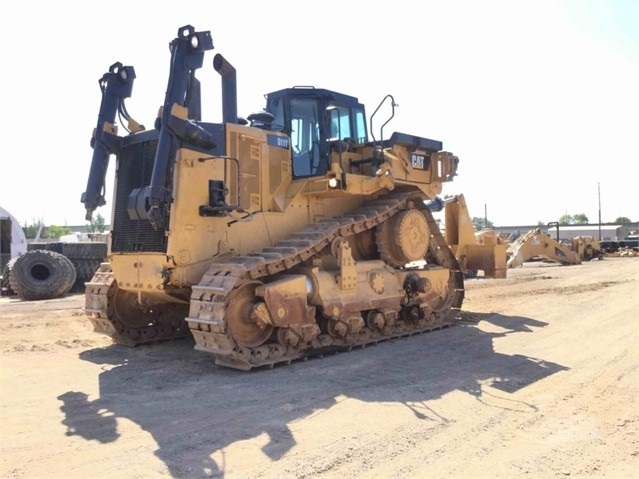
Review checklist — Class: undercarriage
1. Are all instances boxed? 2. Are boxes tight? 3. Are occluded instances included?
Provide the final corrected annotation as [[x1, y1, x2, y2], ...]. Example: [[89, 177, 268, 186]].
[[85, 192, 464, 370]]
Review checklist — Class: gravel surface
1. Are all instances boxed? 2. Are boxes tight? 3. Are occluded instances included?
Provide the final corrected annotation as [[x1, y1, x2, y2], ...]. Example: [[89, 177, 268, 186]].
[[1, 257, 638, 478]]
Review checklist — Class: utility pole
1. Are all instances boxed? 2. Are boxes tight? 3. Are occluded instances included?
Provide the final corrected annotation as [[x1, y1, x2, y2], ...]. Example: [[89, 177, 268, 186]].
[[598, 182, 602, 241], [484, 203, 488, 229]]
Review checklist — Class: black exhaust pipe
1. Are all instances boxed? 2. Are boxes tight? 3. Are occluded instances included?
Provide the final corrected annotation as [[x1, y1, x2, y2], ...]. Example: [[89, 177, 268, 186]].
[[213, 53, 238, 124]]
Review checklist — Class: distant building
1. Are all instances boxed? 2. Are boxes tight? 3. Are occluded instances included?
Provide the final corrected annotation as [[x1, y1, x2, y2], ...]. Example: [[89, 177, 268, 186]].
[[544, 224, 632, 241], [29, 224, 111, 236], [0, 206, 28, 270], [493, 223, 637, 242], [66, 225, 111, 234]]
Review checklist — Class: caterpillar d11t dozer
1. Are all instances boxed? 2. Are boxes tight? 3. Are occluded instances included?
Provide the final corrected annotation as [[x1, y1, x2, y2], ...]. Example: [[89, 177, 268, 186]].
[[81, 25, 502, 370]]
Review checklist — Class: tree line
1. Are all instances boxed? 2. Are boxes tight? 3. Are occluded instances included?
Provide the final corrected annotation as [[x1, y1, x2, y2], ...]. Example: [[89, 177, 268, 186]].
[[472, 214, 633, 231], [22, 213, 107, 240]]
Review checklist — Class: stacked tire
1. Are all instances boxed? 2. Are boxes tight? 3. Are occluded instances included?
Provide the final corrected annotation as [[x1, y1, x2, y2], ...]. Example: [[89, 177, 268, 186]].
[[11, 241, 108, 298], [59, 243, 108, 293], [27, 242, 64, 253], [1, 257, 18, 296], [8, 250, 77, 301]]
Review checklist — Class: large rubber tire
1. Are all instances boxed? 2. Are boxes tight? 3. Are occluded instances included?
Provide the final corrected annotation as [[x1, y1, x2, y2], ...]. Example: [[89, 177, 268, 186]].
[[72, 259, 103, 277], [60, 242, 108, 261], [68, 259, 103, 293], [1, 257, 18, 296], [9, 250, 77, 301], [62, 243, 107, 293], [27, 242, 63, 253]]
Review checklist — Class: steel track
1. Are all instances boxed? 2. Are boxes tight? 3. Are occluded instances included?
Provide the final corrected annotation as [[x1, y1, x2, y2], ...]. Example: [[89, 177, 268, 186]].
[[187, 192, 464, 369], [85, 192, 464, 370]]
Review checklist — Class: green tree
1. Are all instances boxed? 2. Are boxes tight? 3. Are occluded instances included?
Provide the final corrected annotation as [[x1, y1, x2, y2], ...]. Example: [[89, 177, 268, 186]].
[[44, 225, 71, 239], [558, 213, 589, 225], [558, 214, 573, 225], [615, 216, 631, 224], [572, 213, 589, 224], [22, 219, 44, 239], [87, 213, 106, 233], [472, 217, 494, 231]]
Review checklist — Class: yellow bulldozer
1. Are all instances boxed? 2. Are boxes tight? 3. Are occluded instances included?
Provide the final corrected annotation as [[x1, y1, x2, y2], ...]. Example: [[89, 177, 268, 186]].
[[81, 25, 504, 370]]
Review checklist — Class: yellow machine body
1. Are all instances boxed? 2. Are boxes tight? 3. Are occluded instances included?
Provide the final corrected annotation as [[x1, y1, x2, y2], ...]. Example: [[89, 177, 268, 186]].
[[82, 25, 502, 369]]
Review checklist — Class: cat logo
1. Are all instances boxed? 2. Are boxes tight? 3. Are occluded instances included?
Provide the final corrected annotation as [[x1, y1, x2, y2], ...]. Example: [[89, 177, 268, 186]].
[[411, 153, 426, 169]]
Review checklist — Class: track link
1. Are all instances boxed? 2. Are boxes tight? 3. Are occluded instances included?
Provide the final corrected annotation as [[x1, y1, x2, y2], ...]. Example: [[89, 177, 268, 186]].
[[85, 263, 189, 345], [84, 193, 464, 369], [187, 192, 464, 370]]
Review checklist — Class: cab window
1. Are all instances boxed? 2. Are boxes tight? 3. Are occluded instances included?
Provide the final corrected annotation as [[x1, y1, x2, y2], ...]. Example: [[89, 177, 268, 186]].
[[290, 98, 321, 178]]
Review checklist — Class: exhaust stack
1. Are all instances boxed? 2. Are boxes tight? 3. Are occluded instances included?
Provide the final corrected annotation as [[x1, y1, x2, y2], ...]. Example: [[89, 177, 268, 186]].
[[213, 53, 238, 124]]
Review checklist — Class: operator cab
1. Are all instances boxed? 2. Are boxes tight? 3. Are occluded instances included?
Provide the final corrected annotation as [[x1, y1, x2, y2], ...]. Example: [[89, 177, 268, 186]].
[[264, 87, 368, 179]]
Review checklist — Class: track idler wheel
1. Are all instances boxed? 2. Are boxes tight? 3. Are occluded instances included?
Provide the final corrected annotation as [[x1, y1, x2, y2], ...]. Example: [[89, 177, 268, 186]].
[[226, 281, 274, 348], [377, 209, 430, 268], [102, 283, 190, 345]]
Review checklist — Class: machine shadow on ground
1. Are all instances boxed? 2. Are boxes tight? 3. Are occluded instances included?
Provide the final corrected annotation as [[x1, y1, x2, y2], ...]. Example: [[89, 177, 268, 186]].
[[57, 312, 568, 478]]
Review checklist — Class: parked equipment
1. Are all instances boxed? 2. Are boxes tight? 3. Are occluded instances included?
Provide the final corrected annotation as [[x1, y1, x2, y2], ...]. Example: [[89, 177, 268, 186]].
[[600, 236, 639, 254], [568, 236, 604, 262], [506, 224, 604, 268], [81, 25, 503, 370]]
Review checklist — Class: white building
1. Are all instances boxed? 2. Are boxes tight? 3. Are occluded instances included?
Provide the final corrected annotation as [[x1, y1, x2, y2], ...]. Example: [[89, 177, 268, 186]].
[[0, 206, 28, 270], [494, 223, 636, 242], [544, 224, 632, 241]]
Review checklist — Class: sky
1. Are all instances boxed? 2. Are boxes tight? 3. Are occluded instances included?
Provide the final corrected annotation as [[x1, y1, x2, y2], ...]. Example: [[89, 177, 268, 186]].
[[1, 0, 637, 228]]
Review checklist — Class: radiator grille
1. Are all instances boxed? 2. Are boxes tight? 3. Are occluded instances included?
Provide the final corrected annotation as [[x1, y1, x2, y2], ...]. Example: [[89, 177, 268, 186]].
[[111, 138, 169, 253]]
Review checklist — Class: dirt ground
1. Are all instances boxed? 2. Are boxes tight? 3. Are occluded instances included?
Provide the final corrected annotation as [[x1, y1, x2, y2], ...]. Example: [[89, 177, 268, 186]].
[[1, 257, 638, 479]]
